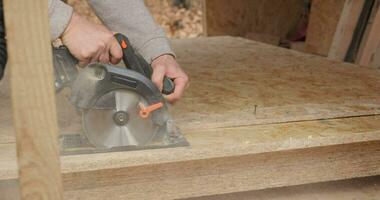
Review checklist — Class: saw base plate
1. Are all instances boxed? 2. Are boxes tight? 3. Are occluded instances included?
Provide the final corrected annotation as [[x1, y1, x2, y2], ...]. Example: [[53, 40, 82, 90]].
[[59, 133, 190, 155]]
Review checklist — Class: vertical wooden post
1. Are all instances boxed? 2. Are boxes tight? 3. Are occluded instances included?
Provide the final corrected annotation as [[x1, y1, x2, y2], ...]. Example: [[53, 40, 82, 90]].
[[357, 7, 380, 67], [3, 0, 63, 199], [328, 0, 365, 60]]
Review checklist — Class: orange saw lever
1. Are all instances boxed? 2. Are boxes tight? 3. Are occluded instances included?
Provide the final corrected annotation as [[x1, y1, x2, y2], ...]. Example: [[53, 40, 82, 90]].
[[139, 102, 164, 118]]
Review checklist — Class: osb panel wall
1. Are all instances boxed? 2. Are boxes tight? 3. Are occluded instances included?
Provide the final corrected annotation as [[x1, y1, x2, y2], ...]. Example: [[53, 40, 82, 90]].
[[203, 0, 304, 39]]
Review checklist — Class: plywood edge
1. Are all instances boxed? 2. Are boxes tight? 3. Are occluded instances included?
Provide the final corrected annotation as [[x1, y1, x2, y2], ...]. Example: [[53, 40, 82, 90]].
[[62, 140, 380, 199], [2, 139, 380, 199], [60, 128, 380, 173], [1, 115, 380, 181]]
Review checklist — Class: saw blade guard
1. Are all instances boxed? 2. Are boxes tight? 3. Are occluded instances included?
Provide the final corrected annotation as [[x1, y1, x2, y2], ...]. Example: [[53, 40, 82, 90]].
[[71, 63, 168, 123], [68, 63, 181, 149]]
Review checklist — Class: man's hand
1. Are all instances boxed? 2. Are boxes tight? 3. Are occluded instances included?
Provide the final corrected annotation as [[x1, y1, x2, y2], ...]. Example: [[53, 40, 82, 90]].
[[151, 55, 189, 103], [61, 12, 122, 67]]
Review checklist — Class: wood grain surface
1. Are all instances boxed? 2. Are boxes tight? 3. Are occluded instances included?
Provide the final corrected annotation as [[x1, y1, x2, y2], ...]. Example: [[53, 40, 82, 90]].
[[3, 0, 63, 199], [171, 37, 380, 130]]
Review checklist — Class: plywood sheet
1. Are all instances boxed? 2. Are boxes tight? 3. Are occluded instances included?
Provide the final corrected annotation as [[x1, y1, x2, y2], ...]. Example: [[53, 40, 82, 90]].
[[171, 37, 380, 130], [1, 36, 380, 142]]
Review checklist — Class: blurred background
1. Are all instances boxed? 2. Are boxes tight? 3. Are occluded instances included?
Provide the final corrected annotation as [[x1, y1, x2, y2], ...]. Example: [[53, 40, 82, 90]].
[[67, 0, 203, 38]]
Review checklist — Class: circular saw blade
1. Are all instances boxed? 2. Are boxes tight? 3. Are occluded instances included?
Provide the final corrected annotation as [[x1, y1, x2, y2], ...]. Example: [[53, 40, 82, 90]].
[[82, 90, 158, 148]]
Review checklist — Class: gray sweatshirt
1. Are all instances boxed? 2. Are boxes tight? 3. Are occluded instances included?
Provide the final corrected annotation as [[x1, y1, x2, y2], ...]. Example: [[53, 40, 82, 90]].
[[48, 0, 174, 63]]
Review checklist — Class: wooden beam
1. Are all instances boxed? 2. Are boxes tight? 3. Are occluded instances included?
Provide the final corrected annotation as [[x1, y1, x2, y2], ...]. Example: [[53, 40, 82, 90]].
[[357, 4, 380, 67], [328, 0, 365, 60], [305, 0, 346, 56], [3, 0, 63, 199]]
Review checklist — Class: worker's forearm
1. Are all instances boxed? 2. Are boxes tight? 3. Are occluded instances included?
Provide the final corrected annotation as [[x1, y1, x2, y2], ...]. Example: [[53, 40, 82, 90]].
[[48, 0, 73, 40], [88, 0, 174, 63]]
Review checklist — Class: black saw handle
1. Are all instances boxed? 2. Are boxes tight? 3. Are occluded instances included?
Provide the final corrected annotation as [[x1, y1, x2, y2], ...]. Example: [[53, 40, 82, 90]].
[[114, 33, 175, 95]]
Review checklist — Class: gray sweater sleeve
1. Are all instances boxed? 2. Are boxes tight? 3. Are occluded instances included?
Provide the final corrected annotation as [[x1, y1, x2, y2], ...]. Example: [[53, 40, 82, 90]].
[[48, 0, 73, 40], [88, 0, 175, 63]]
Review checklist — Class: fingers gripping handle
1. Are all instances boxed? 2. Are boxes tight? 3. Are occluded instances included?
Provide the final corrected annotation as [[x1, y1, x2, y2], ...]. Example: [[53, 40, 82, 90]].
[[114, 33, 175, 95], [114, 33, 149, 75]]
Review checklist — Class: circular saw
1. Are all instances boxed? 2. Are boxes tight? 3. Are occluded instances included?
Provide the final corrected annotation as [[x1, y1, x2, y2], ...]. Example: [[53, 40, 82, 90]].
[[53, 33, 188, 154]]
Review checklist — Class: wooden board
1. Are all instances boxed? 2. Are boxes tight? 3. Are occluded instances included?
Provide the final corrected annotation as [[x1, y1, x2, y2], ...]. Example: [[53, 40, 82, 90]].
[[328, 0, 365, 60], [1, 36, 380, 199], [203, 0, 303, 42], [355, 0, 380, 68], [357, 3, 380, 67], [305, 0, 346, 56], [3, 0, 63, 199]]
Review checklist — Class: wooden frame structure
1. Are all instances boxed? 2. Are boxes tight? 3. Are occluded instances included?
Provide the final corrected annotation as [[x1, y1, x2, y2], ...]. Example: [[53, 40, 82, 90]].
[[1, 1, 380, 200]]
